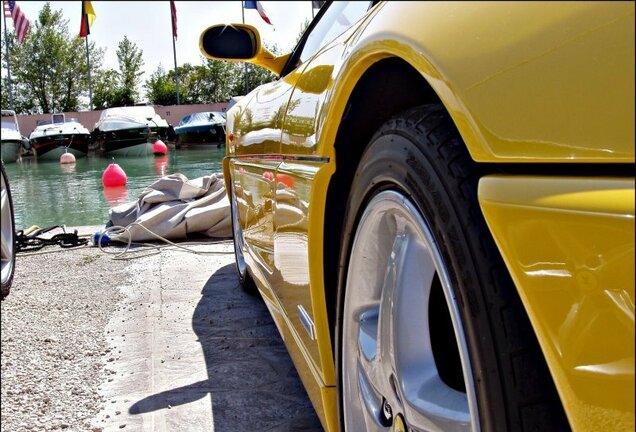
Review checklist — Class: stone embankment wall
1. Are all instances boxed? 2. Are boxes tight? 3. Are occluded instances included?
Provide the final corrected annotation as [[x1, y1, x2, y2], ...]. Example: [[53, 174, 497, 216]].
[[16, 103, 227, 137]]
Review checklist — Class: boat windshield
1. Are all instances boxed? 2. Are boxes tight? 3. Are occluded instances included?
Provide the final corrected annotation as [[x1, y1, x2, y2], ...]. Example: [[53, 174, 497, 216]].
[[100, 106, 157, 121], [1, 121, 17, 130], [178, 112, 226, 126], [36, 118, 81, 126]]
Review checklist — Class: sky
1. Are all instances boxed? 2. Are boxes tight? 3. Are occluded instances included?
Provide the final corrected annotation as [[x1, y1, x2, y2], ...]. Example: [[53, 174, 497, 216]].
[[2, 1, 316, 81]]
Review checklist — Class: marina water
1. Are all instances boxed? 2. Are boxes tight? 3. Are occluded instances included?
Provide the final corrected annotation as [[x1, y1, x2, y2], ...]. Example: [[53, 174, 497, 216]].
[[3, 147, 225, 230]]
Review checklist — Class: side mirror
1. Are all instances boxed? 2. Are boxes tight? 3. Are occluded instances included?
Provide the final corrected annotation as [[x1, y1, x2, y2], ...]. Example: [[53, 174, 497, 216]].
[[199, 24, 290, 76]]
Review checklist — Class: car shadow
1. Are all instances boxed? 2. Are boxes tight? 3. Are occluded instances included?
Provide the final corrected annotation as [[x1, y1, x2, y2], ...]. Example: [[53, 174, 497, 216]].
[[128, 263, 323, 431]]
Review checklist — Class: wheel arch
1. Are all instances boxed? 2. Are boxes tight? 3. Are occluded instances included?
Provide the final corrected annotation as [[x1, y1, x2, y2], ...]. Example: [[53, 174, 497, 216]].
[[322, 56, 443, 345], [319, 52, 571, 428]]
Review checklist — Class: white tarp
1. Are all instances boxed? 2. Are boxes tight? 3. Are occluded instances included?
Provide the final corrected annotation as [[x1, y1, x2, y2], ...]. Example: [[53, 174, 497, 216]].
[[108, 173, 232, 242]]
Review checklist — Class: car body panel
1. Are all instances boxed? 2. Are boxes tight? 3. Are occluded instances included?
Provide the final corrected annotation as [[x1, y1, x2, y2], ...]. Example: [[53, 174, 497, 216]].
[[322, 1, 634, 163], [220, 2, 635, 431], [479, 176, 635, 431], [228, 76, 293, 157]]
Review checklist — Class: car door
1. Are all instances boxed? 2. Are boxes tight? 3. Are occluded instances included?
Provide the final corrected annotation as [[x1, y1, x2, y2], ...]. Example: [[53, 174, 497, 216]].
[[270, 1, 376, 385], [228, 69, 295, 288]]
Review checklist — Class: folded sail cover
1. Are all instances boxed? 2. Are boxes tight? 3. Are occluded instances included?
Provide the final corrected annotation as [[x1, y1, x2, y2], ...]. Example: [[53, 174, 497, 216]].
[[108, 173, 232, 242]]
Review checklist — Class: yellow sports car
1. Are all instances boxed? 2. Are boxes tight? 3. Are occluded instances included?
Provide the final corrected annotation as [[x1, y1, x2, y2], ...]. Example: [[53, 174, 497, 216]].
[[200, 2, 634, 431]]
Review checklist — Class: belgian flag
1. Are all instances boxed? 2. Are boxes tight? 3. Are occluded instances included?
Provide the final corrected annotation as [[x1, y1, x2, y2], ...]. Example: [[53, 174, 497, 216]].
[[79, 0, 95, 38]]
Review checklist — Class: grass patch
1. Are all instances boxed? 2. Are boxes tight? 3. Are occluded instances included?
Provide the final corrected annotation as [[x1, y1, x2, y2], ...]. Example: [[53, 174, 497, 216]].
[[79, 254, 100, 266]]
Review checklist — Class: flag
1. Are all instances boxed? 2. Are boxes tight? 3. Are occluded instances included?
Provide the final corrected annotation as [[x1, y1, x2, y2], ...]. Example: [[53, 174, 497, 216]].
[[244, 1, 272, 26], [79, 0, 96, 38], [170, 0, 177, 39], [312, 1, 325, 9], [4, 0, 30, 43]]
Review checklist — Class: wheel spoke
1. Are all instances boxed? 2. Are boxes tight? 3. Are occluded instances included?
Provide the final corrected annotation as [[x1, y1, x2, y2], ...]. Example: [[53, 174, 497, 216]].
[[1, 188, 7, 211], [1, 233, 10, 262], [356, 359, 390, 431]]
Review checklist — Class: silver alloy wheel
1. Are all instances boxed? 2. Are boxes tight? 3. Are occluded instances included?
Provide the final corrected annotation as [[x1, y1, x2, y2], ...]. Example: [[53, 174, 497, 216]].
[[342, 190, 479, 431], [230, 184, 247, 279], [1, 167, 14, 288]]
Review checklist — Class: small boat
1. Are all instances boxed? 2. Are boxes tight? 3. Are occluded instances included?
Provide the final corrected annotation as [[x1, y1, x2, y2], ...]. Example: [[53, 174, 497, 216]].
[[92, 106, 169, 157], [29, 113, 92, 160], [174, 111, 226, 148], [1, 110, 30, 163]]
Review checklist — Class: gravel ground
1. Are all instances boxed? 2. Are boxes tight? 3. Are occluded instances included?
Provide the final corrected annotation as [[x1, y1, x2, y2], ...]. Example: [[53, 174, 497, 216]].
[[1, 245, 125, 432], [1, 233, 322, 432]]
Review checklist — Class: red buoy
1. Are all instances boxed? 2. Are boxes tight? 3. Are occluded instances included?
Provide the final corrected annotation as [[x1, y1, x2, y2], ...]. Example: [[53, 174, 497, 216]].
[[102, 163, 127, 187], [153, 139, 167, 156]]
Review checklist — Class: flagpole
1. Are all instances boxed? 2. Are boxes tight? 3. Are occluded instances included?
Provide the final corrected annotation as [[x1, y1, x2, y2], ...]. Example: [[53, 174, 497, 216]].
[[241, 1, 247, 94], [3, 8, 14, 110], [85, 34, 93, 110], [170, 2, 180, 105], [172, 35, 180, 105]]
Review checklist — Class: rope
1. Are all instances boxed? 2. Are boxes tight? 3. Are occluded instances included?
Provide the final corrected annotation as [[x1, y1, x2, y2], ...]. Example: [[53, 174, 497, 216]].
[[95, 223, 233, 261], [14, 224, 233, 260], [16, 225, 89, 253]]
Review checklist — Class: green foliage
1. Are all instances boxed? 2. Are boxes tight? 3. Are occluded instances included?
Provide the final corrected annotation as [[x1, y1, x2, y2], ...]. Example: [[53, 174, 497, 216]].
[[93, 36, 145, 108], [145, 64, 177, 105], [295, 19, 311, 46], [232, 63, 277, 96], [197, 58, 240, 103], [1, 2, 288, 114], [145, 59, 241, 105], [115, 35, 144, 105], [92, 69, 119, 110], [2, 2, 103, 114]]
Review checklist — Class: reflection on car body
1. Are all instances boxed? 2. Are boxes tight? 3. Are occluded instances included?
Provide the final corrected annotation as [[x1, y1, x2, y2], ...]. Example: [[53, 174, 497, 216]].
[[200, 2, 634, 431]]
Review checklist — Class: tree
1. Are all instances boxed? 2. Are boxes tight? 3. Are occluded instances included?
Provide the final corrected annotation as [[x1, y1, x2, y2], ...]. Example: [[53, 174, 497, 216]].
[[232, 63, 277, 96], [115, 35, 144, 105], [92, 69, 120, 110], [295, 19, 310, 46], [230, 44, 280, 96], [198, 59, 240, 103], [145, 59, 240, 105], [3, 2, 103, 114], [145, 64, 178, 106]]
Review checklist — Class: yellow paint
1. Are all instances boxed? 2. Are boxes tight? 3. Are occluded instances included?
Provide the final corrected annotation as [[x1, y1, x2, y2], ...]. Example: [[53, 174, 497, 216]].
[[479, 176, 635, 431], [323, 1, 635, 162], [199, 23, 289, 76], [216, 2, 635, 430]]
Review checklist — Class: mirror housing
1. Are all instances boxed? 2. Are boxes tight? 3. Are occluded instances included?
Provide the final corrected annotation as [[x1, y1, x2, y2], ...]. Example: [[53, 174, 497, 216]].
[[199, 24, 290, 77]]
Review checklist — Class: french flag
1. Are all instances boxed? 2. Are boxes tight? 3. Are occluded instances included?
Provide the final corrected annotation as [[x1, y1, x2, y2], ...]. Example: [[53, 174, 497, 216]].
[[244, 1, 272, 26]]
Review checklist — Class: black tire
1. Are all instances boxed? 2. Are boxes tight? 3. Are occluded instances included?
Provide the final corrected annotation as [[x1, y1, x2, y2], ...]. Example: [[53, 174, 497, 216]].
[[230, 182, 258, 295], [1, 160, 16, 299], [336, 104, 568, 431]]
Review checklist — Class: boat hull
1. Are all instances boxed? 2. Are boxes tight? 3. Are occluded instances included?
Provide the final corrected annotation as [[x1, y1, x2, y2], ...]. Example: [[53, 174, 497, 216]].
[[175, 124, 225, 148], [1, 140, 22, 163], [30, 134, 91, 160], [93, 126, 168, 157]]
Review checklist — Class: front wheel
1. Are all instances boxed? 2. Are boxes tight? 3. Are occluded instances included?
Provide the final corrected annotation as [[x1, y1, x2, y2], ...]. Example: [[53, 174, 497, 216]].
[[1, 160, 16, 299], [230, 182, 257, 294], [337, 105, 568, 431]]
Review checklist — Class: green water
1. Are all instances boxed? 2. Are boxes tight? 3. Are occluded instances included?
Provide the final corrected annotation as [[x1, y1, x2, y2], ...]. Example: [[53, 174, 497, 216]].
[[3, 148, 225, 230]]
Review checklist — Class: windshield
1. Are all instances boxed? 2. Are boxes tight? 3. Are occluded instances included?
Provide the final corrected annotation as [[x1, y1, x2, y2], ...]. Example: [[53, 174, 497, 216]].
[[36, 118, 81, 126], [1, 121, 17, 130], [100, 106, 157, 120], [178, 112, 226, 126]]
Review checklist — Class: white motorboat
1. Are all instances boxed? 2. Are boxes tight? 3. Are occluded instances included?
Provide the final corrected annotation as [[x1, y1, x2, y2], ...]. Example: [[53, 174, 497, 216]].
[[1, 110, 29, 163], [92, 106, 169, 157], [29, 113, 92, 160]]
